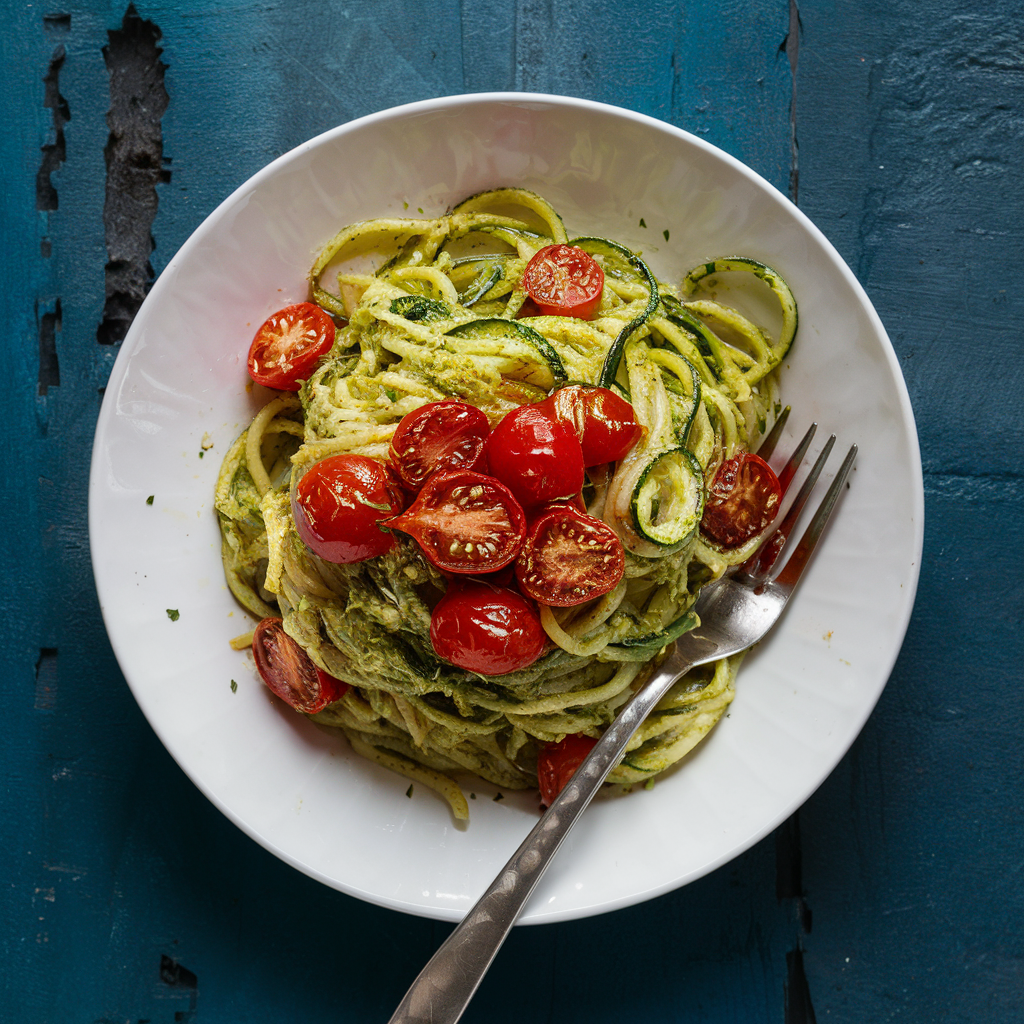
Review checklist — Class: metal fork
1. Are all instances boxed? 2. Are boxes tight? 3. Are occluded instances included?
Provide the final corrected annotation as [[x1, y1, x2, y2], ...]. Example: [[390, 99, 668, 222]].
[[387, 428, 858, 1024]]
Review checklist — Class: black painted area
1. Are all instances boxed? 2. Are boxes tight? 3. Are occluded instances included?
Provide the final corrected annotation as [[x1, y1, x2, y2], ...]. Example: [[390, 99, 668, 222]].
[[97, 4, 170, 347], [37, 298, 61, 395], [36, 43, 69, 212]]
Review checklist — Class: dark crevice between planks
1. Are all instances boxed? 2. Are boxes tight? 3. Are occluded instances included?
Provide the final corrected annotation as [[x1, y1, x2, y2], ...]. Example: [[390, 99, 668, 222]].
[[785, 947, 818, 1024], [36, 41, 70, 212], [96, 4, 170, 347], [34, 648, 58, 712], [780, 0, 801, 203], [160, 954, 198, 1021], [37, 299, 62, 396], [777, 810, 817, 1022]]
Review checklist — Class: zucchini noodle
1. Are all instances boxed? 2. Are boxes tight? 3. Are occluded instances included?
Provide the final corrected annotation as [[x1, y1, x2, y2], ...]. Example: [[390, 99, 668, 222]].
[[215, 188, 797, 819]]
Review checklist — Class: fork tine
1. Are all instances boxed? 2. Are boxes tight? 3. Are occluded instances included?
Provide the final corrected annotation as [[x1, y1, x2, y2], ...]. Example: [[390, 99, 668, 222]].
[[775, 421, 818, 496], [743, 433, 835, 581], [753, 404, 791, 461], [773, 444, 858, 589]]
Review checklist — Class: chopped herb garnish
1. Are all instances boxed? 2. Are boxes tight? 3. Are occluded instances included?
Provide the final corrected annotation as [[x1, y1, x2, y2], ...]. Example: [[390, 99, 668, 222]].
[[639, 217, 647, 228], [493, 792, 504, 802], [384, 387, 398, 402], [230, 679, 238, 693], [166, 609, 180, 621], [417, 207, 423, 214], [644, 779, 655, 791], [146, 495, 154, 505], [405, 784, 414, 798], [663, 229, 670, 242], [470, 793, 476, 799]]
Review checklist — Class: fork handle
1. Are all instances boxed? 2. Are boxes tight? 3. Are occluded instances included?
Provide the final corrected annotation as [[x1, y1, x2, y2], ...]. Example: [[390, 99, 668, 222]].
[[386, 650, 692, 1024]]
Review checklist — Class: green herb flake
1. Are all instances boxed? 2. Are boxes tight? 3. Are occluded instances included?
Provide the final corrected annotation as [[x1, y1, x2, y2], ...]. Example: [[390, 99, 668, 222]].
[[663, 229, 670, 242], [146, 495, 154, 505], [405, 784, 414, 798], [417, 207, 424, 214], [166, 609, 180, 621], [470, 793, 476, 800], [198, 450, 204, 458], [230, 679, 238, 693], [383, 387, 398, 402], [493, 792, 504, 802], [644, 779, 656, 791], [403, 201, 409, 210], [639, 217, 647, 228]]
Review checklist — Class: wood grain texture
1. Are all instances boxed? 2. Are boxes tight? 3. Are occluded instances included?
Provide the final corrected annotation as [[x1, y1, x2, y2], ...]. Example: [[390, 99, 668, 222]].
[[1, 0, 1020, 1021]]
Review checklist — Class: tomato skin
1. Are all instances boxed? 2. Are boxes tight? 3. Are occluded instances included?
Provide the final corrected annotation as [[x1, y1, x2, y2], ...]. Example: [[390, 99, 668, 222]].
[[522, 244, 605, 319], [516, 504, 625, 607], [701, 452, 782, 549], [388, 400, 490, 490], [252, 617, 350, 714], [385, 469, 526, 573], [429, 581, 546, 676], [248, 302, 335, 391], [485, 404, 585, 509], [537, 734, 598, 805], [540, 385, 643, 466], [292, 455, 402, 564]]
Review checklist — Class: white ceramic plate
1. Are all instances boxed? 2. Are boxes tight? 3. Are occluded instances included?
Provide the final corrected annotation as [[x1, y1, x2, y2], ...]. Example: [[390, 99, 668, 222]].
[[89, 93, 923, 924]]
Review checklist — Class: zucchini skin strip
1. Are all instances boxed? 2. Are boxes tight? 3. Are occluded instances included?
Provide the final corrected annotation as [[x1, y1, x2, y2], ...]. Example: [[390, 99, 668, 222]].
[[568, 236, 660, 389], [682, 256, 798, 365]]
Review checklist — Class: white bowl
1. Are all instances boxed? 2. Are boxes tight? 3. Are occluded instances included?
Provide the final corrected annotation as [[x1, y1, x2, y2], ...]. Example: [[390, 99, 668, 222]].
[[89, 93, 923, 924]]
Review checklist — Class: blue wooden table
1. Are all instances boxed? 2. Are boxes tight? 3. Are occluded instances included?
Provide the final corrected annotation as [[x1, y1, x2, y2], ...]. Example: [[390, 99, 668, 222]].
[[4, 2, 1022, 1020]]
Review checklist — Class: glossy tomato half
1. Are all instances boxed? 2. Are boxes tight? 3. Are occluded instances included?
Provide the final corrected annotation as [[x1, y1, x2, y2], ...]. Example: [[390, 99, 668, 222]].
[[485, 403, 585, 508], [384, 469, 526, 573], [248, 302, 335, 391], [516, 504, 625, 606], [429, 581, 546, 676], [541, 385, 643, 466], [292, 454, 402, 563], [701, 452, 782, 549], [522, 244, 605, 319], [388, 400, 490, 490], [537, 733, 598, 806], [252, 617, 350, 714]]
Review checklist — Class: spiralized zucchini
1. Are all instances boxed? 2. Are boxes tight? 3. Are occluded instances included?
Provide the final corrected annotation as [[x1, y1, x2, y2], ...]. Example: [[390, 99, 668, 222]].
[[215, 188, 796, 819]]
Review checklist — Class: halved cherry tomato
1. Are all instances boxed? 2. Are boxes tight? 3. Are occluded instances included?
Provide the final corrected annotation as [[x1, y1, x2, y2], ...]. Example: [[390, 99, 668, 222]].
[[292, 454, 402, 564], [252, 617, 350, 714], [540, 385, 643, 466], [485, 403, 585, 508], [537, 733, 598, 805], [247, 302, 335, 391], [516, 504, 625, 606], [385, 469, 526, 573], [388, 400, 490, 490], [522, 244, 605, 319], [430, 581, 546, 676], [701, 452, 782, 549]]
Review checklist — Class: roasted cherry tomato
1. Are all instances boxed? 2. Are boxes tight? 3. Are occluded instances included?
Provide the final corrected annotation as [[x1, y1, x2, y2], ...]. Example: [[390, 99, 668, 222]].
[[485, 403, 585, 508], [700, 452, 782, 549], [247, 302, 335, 391], [537, 733, 598, 806], [540, 385, 643, 466], [516, 504, 625, 607], [522, 244, 605, 319], [429, 581, 546, 676], [385, 469, 526, 573], [292, 454, 402, 564], [252, 617, 350, 714], [388, 400, 490, 490]]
